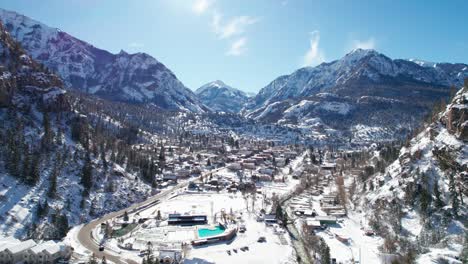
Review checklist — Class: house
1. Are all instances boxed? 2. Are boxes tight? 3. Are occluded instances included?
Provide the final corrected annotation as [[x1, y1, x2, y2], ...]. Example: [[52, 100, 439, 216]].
[[253, 157, 266, 164], [176, 169, 190, 178], [283, 151, 298, 158], [305, 219, 323, 231], [158, 249, 183, 264], [321, 162, 336, 171], [313, 216, 337, 225], [0, 239, 36, 264], [264, 214, 277, 224], [259, 168, 274, 176], [238, 150, 252, 158], [23, 241, 71, 264], [168, 214, 207, 226], [275, 158, 286, 167], [253, 174, 272, 182], [242, 162, 256, 170], [162, 173, 177, 181], [227, 163, 242, 171]]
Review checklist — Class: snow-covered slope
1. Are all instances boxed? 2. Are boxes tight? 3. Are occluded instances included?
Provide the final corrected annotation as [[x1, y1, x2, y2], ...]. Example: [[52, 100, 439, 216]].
[[195, 80, 249, 113], [0, 20, 156, 240], [0, 8, 207, 113], [360, 85, 468, 262]]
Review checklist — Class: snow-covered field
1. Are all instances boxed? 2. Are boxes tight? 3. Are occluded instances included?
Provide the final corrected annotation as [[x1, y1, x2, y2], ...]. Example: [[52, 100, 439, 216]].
[[102, 191, 296, 264]]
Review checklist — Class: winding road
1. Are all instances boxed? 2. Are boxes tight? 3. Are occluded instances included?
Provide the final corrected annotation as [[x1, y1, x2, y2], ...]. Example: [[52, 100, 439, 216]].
[[76, 168, 224, 264]]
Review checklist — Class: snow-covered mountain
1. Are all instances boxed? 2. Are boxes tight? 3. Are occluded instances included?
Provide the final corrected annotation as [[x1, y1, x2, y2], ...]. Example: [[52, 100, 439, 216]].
[[0, 8, 207, 113], [0, 20, 163, 240], [196, 80, 249, 113], [360, 85, 467, 262], [245, 49, 468, 142], [249, 49, 467, 109]]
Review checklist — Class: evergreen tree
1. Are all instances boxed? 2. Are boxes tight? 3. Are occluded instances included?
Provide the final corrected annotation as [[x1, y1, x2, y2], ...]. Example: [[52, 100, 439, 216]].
[[21, 146, 31, 182], [100, 143, 108, 171], [419, 173, 432, 215], [41, 112, 55, 151], [81, 151, 93, 191], [144, 242, 155, 264], [88, 253, 98, 264], [158, 146, 165, 168], [36, 200, 49, 219], [319, 237, 331, 264], [448, 173, 459, 216], [460, 231, 468, 264], [434, 180, 444, 208], [47, 163, 58, 198], [26, 152, 41, 185], [54, 211, 69, 239]]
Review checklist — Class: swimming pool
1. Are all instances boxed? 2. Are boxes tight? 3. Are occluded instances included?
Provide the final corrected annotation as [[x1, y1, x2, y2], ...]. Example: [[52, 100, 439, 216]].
[[198, 225, 226, 238]]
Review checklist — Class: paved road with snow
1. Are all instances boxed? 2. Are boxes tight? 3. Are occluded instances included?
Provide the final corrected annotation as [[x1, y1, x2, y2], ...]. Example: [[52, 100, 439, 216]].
[[77, 168, 225, 264]]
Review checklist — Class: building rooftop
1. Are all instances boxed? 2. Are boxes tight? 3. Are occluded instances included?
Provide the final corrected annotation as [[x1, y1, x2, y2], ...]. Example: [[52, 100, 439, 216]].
[[6, 239, 36, 254]]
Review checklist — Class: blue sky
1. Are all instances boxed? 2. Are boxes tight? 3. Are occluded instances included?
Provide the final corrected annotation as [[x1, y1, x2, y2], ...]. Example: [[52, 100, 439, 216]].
[[1, 0, 467, 93]]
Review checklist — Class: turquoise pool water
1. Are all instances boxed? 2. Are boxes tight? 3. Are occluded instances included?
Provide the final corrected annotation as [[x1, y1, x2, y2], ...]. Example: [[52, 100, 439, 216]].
[[198, 225, 226, 238]]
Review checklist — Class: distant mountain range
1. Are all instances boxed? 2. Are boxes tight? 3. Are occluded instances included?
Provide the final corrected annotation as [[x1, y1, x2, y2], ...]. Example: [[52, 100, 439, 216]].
[[243, 49, 468, 141], [196, 80, 250, 113], [1, 7, 468, 142], [0, 8, 207, 113]]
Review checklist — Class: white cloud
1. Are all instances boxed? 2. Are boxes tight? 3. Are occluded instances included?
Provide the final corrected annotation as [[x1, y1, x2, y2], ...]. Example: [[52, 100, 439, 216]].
[[302, 31, 325, 67], [352, 37, 376, 50], [226, 37, 247, 56], [192, 2, 257, 57], [212, 12, 258, 39], [192, 0, 215, 15], [128, 42, 144, 48]]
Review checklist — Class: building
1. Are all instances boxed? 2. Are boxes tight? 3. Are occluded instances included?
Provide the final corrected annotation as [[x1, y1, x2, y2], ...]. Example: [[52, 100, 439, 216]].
[[313, 216, 338, 225], [23, 240, 71, 264], [158, 250, 182, 264], [321, 162, 336, 171], [259, 168, 274, 176], [0, 239, 36, 264], [176, 169, 190, 178], [305, 219, 323, 231], [162, 173, 178, 181], [168, 214, 207, 226], [227, 163, 242, 171], [242, 162, 256, 170], [264, 214, 277, 224]]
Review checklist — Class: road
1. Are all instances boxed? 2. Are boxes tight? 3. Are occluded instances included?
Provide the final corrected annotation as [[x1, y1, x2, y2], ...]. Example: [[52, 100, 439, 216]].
[[77, 167, 224, 264]]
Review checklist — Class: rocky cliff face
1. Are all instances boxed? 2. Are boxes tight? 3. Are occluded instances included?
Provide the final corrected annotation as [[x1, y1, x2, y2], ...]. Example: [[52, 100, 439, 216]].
[[441, 81, 468, 141], [360, 85, 468, 262], [0, 20, 67, 111]]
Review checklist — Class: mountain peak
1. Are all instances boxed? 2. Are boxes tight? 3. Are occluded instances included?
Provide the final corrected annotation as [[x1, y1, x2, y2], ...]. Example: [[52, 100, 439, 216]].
[[195, 80, 249, 113], [118, 49, 129, 55], [197, 80, 234, 94], [210, 80, 227, 87], [344, 48, 381, 61]]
